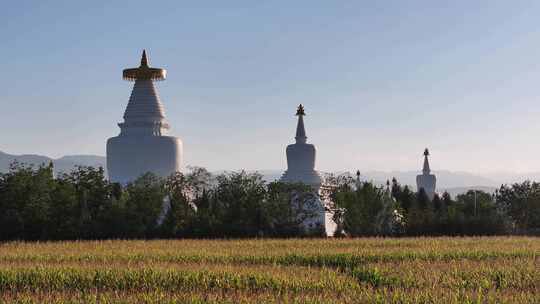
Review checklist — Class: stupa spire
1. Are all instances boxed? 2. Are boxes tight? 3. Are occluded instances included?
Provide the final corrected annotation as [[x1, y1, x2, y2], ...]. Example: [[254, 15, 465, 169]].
[[120, 50, 168, 130], [423, 148, 430, 174], [140, 49, 149, 67], [295, 104, 307, 144]]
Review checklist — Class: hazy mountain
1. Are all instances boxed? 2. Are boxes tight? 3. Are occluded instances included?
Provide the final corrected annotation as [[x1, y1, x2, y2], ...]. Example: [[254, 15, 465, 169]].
[[251, 169, 499, 188], [360, 170, 500, 188], [482, 172, 540, 185], [251, 170, 498, 197], [0, 151, 106, 174], [441, 186, 498, 198]]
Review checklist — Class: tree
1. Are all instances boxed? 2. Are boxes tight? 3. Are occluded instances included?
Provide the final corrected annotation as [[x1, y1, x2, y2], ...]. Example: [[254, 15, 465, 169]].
[[0, 162, 55, 240], [212, 171, 267, 237], [404, 190, 428, 236], [373, 184, 398, 236], [391, 180, 415, 213], [264, 181, 320, 237], [496, 182, 540, 234], [48, 174, 78, 239], [122, 173, 166, 238], [431, 193, 447, 235], [56, 166, 116, 238], [328, 174, 389, 236], [159, 167, 211, 237]]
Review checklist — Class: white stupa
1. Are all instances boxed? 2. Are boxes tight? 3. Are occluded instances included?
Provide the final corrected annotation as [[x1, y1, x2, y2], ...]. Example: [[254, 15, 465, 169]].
[[416, 148, 436, 200], [281, 104, 322, 188], [107, 50, 182, 184], [281, 105, 335, 235]]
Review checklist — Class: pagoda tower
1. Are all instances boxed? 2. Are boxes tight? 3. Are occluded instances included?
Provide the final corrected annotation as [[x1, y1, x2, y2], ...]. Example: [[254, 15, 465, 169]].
[[416, 148, 436, 200], [281, 105, 336, 235], [106, 50, 182, 184], [280, 104, 322, 189]]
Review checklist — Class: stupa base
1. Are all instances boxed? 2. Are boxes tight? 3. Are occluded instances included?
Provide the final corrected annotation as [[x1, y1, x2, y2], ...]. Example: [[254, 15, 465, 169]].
[[106, 135, 182, 184]]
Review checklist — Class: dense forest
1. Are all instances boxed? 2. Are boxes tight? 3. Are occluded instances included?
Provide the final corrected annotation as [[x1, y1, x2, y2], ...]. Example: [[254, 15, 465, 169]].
[[1, 162, 539, 240]]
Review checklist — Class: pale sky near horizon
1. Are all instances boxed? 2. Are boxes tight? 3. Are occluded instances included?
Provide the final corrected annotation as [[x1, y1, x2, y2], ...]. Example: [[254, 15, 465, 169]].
[[2, 1, 540, 173]]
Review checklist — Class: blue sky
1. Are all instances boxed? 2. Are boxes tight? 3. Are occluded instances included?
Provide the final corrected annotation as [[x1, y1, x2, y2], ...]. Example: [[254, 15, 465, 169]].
[[2, 1, 540, 173]]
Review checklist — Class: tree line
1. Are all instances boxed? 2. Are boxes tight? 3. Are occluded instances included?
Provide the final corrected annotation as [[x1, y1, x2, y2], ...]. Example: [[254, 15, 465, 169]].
[[326, 175, 539, 236], [1, 162, 539, 240], [0, 162, 322, 240]]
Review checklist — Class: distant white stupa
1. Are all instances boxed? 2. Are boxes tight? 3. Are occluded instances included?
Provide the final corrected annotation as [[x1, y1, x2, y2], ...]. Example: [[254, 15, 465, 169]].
[[107, 50, 182, 184], [281, 105, 335, 235], [281, 104, 322, 188], [416, 148, 436, 200]]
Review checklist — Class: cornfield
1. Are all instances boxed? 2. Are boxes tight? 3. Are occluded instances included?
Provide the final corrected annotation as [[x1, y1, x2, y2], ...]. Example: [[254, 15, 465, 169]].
[[0, 237, 539, 303]]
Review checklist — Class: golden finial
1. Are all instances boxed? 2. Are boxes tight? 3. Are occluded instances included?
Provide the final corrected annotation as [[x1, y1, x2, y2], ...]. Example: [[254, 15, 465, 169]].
[[296, 104, 305, 116], [123, 50, 166, 81], [140, 49, 149, 67]]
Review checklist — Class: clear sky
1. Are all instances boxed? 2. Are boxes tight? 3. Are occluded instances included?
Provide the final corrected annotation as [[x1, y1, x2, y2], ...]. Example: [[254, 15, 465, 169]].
[[2, 1, 540, 173]]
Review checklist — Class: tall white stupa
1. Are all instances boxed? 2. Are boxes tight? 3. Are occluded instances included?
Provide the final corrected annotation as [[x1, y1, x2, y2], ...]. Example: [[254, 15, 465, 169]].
[[281, 105, 335, 235], [281, 104, 322, 188], [416, 148, 436, 200], [107, 50, 182, 184]]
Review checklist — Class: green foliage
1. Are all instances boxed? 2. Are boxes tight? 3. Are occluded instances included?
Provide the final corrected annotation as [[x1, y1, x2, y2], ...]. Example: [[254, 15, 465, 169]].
[[122, 173, 166, 238], [0, 162, 327, 240], [327, 175, 397, 236], [0, 162, 55, 240], [57, 166, 120, 239], [212, 171, 267, 237], [2, 162, 540, 239], [496, 181, 540, 233], [325, 174, 517, 237], [264, 181, 321, 237]]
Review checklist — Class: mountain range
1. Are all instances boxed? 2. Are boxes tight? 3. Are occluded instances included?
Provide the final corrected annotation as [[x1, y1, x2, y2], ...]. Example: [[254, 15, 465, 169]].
[[2, 150, 538, 197], [0, 151, 107, 175]]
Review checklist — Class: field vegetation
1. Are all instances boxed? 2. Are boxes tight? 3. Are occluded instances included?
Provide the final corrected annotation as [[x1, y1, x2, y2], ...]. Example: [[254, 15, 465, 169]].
[[1, 237, 540, 303]]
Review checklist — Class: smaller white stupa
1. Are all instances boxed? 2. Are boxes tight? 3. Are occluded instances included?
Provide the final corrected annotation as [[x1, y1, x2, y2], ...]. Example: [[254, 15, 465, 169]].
[[281, 105, 335, 235], [281, 104, 322, 188], [416, 148, 436, 200]]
